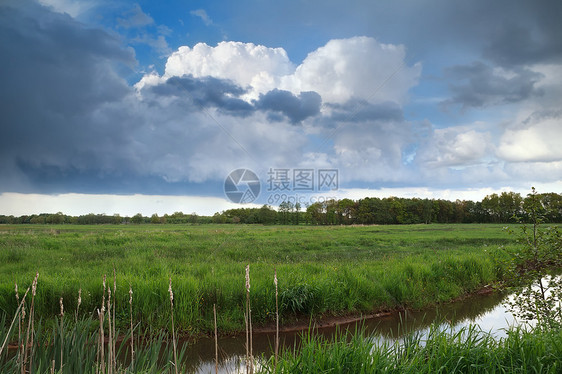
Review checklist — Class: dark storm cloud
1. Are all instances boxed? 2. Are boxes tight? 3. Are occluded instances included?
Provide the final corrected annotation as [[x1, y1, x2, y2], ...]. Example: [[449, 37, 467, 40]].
[[327, 99, 404, 123], [483, 2, 562, 67], [254, 89, 321, 124], [442, 62, 543, 109], [149, 75, 254, 116], [0, 0, 138, 192]]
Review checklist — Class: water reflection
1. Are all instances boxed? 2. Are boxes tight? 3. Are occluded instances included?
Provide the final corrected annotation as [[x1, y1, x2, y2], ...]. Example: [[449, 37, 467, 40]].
[[181, 289, 523, 373]]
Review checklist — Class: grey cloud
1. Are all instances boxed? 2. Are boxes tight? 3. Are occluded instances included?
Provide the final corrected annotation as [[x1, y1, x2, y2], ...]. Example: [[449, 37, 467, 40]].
[[327, 99, 404, 123], [148, 75, 254, 116], [0, 0, 139, 190], [483, 3, 562, 67], [117, 4, 154, 28], [442, 62, 543, 110], [254, 89, 321, 124]]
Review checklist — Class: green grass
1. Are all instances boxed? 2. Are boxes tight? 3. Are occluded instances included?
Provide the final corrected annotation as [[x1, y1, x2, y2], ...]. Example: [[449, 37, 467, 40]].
[[259, 324, 562, 373], [0, 224, 518, 334]]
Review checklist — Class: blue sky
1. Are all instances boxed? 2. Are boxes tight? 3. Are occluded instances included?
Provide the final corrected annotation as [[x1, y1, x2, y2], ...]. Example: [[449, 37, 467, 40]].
[[1, 0, 561, 216]]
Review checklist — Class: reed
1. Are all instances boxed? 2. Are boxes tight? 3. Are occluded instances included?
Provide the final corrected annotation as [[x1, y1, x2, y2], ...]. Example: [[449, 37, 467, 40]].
[[213, 303, 218, 374], [98, 274, 106, 374], [59, 297, 63, 372], [168, 277, 178, 374], [112, 268, 117, 372], [128, 284, 134, 372], [107, 287, 113, 374], [273, 269, 279, 371], [23, 272, 38, 373], [245, 264, 253, 374]]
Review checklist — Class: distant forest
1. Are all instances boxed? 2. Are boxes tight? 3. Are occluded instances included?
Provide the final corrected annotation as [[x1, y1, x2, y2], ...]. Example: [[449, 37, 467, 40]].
[[1, 191, 561, 225]]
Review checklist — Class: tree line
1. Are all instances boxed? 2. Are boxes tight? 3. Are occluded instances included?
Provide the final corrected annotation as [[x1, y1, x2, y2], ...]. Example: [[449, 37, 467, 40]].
[[2, 191, 560, 226], [214, 191, 562, 225]]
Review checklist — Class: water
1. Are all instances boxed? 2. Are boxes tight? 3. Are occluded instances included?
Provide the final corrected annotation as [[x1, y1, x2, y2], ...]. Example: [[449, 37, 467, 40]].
[[181, 289, 522, 373]]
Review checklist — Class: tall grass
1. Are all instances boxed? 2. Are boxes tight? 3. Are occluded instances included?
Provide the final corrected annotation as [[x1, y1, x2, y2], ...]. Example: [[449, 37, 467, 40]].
[[1, 274, 188, 373], [259, 324, 562, 373]]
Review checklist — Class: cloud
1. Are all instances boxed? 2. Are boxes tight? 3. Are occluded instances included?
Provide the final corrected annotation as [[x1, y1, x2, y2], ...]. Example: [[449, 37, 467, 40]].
[[497, 110, 562, 163], [442, 62, 543, 109], [117, 3, 154, 28], [254, 89, 321, 123], [326, 99, 404, 123], [282, 36, 421, 105], [162, 42, 294, 95], [149, 37, 420, 105], [483, 3, 562, 68], [190, 9, 212, 26], [148, 75, 254, 116], [37, 0, 96, 17], [417, 127, 492, 168]]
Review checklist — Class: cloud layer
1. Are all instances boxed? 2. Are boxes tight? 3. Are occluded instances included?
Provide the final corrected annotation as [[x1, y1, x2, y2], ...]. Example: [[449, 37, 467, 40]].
[[1, 0, 561, 206]]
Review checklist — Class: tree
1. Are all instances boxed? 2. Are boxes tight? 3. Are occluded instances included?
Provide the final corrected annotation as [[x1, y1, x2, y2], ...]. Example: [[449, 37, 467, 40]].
[[505, 188, 562, 329], [131, 213, 144, 224], [295, 202, 301, 225], [189, 213, 199, 224]]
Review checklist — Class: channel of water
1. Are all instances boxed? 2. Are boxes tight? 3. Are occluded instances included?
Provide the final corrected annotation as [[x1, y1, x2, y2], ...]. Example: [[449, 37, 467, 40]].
[[181, 288, 524, 373]]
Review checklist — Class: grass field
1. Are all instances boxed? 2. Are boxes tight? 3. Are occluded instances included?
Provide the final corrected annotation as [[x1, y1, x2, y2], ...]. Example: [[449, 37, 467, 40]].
[[0, 224, 518, 334]]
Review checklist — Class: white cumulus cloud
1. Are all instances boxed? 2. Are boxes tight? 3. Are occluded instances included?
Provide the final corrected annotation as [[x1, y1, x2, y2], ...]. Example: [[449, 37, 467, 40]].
[[282, 36, 421, 104], [138, 37, 421, 105], [497, 114, 562, 162]]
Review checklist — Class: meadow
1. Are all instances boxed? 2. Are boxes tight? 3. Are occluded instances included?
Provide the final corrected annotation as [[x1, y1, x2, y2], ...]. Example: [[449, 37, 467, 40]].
[[0, 223, 517, 336]]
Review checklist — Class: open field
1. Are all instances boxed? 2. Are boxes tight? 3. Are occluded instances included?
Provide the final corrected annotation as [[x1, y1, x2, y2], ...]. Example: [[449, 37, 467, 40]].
[[0, 224, 518, 334]]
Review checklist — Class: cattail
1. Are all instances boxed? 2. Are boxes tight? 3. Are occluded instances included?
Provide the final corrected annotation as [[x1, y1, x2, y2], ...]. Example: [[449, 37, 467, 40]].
[[129, 285, 134, 372], [107, 288, 113, 374], [76, 288, 82, 323], [274, 269, 279, 370], [112, 268, 117, 372], [25, 271, 39, 373], [245, 265, 253, 374], [99, 275, 107, 374], [97, 309, 105, 374], [15, 283, 22, 370], [214, 304, 218, 374], [169, 278, 178, 374], [60, 297, 64, 371]]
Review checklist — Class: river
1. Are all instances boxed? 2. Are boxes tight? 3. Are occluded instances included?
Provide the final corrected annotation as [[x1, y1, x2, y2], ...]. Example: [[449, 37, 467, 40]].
[[181, 288, 525, 373]]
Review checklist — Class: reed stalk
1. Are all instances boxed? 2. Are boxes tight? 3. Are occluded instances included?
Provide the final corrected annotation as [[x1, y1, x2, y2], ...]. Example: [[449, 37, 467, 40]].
[[97, 308, 105, 374], [59, 297, 64, 372], [14, 283, 22, 372], [1, 287, 29, 358], [20, 302, 25, 374], [168, 278, 178, 374], [76, 288, 82, 324], [245, 265, 253, 374], [129, 284, 134, 372], [112, 268, 117, 372], [98, 274, 106, 374], [274, 269, 279, 370], [214, 304, 218, 374], [23, 272, 38, 373], [107, 287, 113, 374]]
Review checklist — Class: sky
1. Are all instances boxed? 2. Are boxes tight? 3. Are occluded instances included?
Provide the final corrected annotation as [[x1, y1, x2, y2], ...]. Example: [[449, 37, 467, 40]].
[[1, 0, 561, 216]]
